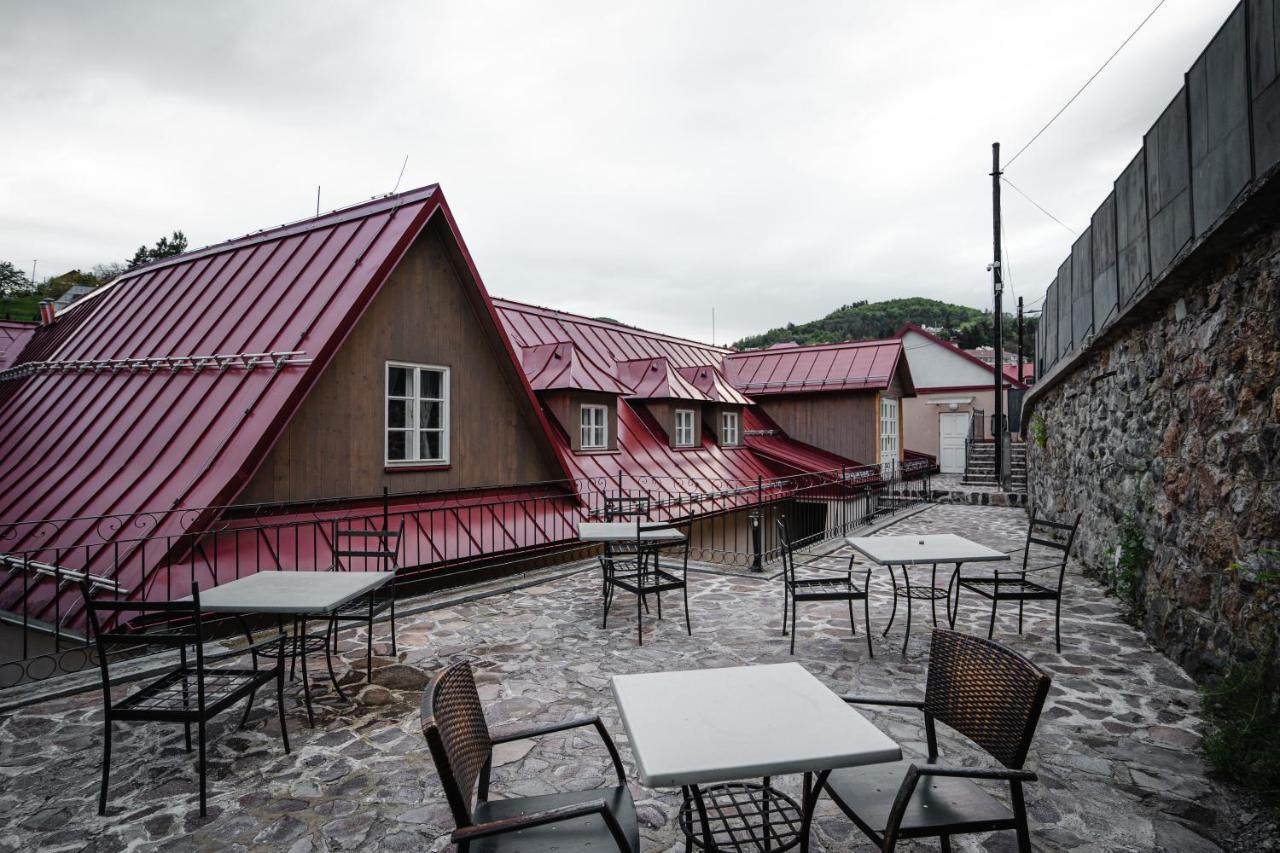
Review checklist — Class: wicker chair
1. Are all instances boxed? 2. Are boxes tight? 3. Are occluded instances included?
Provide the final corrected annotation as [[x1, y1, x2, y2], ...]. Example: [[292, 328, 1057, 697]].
[[778, 516, 872, 656], [949, 512, 1081, 652], [421, 661, 638, 852], [327, 518, 404, 679], [823, 629, 1051, 852], [600, 519, 691, 645], [83, 580, 290, 817]]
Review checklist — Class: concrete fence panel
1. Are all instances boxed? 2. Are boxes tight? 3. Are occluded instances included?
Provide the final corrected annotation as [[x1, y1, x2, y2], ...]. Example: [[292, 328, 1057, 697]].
[[1090, 192, 1120, 334], [1056, 256, 1073, 358], [1145, 87, 1195, 279], [1190, 5, 1251, 236], [1071, 228, 1094, 348], [1115, 151, 1152, 306], [1043, 279, 1057, 367], [1248, 0, 1280, 174]]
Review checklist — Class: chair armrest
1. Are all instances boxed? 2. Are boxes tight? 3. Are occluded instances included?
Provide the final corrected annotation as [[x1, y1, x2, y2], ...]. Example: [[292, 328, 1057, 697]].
[[490, 716, 627, 786], [451, 799, 632, 851], [840, 695, 926, 709]]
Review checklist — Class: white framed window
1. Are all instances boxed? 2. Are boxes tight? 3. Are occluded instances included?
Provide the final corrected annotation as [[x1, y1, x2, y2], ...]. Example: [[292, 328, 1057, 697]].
[[580, 404, 608, 450], [674, 409, 696, 447], [879, 397, 899, 471], [721, 410, 740, 446], [386, 362, 449, 465]]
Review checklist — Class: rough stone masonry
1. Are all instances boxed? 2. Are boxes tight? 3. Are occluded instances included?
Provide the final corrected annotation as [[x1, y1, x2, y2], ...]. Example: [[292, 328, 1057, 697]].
[[1025, 215, 1280, 685]]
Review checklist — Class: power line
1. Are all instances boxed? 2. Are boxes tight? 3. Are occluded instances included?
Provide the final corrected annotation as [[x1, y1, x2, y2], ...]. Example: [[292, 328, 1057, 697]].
[[1001, 177, 1079, 236], [1005, 0, 1167, 169]]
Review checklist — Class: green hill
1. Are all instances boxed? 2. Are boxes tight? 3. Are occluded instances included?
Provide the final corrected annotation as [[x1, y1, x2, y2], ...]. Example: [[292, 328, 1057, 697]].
[[733, 297, 1036, 354]]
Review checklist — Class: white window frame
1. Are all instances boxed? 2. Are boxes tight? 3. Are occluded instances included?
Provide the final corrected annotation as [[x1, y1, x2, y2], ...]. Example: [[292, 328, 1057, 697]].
[[674, 408, 696, 447], [580, 403, 609, 450], [385, 361, 450, 466], [879, 397, 899, 473], [721, 410, 740, 446]]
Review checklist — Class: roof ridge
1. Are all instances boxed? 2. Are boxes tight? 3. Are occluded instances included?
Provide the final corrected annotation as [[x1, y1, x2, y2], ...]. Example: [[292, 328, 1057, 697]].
[[727, 337, 901, 357], [492, 296, 731, 353]]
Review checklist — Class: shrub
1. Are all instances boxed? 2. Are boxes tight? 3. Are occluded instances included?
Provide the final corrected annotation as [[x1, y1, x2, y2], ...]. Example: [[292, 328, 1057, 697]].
[[1201, 659, 1280, 796], [1030, 413, 1048, 448]]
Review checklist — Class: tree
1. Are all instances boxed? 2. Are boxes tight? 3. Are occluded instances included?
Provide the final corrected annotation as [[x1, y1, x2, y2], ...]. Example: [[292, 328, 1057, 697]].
[[0, 261, 31, 295], [126, 230, 189, 269]]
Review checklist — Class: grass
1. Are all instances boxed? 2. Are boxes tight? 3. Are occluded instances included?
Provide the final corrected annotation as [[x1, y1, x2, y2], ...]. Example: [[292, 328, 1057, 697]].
[[0, 292, 40, 323], [1202, 659, 1280, 799], [1030, 413, 1048, 448], [1112, 512, 1146, 611]]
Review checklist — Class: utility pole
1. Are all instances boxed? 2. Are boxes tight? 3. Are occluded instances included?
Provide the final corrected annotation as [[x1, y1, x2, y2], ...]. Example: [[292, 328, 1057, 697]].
[[1016, 296, 1025, 386], [990, 143, 1004, 489]]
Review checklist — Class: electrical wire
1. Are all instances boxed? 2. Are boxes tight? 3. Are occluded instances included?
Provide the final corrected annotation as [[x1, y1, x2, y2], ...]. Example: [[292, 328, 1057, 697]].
[[1001, 177, 1079, 236], [1005, 0, 1168, 169]]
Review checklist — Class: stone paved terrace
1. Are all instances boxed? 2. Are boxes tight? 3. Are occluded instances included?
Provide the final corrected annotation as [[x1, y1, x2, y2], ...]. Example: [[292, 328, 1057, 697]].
[[0, 504, 1268, 852]]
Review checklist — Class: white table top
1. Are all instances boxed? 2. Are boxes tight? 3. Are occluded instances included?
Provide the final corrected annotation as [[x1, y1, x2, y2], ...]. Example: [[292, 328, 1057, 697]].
[[610, 662, 901, 787], [578, 521, 686, 543], [845, 533, 1009, 566], [182, 570, 393, 614]]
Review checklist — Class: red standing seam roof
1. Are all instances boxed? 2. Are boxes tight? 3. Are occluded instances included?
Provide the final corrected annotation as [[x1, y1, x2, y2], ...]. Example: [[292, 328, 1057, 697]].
[[0, 185, 575, 621], [722, 338, 905, 395], [0, 321, 37, 371], [674, 365, 753, 406], [520, 341, 630, 394], [616, 356, 709, 400]]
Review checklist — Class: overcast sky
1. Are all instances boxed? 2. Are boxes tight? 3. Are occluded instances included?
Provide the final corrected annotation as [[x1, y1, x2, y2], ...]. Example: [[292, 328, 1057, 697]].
[[0, 1, 1239, 343]]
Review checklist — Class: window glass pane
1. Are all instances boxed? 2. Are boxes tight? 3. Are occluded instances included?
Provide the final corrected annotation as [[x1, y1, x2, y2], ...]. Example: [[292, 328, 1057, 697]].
[[420, 400, 441, 429], [388, 399, 410, 428], [388, 366, 413, 397], [420, 430, 442, 461], [420, 369, 443, 400], [387, 430, 408, 460]]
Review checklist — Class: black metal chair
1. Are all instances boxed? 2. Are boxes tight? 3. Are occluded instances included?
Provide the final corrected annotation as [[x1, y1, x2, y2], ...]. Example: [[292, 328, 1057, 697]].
[[327, 518, 404, 680], [601, 518, 691, 645], [823, 629, 1051, 852], [83, 580, 290, 817], [778, 516, 872, 657], [421, 660, 638, 852], [949, 512, 1081, 652]]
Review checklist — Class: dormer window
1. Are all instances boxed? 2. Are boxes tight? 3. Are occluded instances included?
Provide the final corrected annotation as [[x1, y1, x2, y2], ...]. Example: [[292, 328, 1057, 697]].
[[721, 410, 740, 446], [580, 404, 608, 450], [674, 409, 696, 447]]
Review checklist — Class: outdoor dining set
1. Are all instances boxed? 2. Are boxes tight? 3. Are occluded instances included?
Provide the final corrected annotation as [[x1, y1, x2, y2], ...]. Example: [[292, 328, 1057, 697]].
[[76, 507, 1079, 850]]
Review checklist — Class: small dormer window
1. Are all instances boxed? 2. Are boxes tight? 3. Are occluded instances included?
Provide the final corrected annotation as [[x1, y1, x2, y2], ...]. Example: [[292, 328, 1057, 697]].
[[580, 404, 608, 450], [674, 409, 696, 447], [721, 411, 740, 446]]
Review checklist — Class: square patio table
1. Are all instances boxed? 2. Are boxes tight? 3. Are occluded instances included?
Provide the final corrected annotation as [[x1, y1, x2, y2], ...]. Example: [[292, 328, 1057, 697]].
[[577, 521, 686, 543], [611, 662, 900, 852], [845, 533, 1008, 653], [183, 570, 394, 723]]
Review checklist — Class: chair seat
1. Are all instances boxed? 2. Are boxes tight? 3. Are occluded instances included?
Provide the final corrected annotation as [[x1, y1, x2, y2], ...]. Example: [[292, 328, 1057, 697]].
[[114, 666, 275, 721], [606, 568, 685, 595], [470, 786, 639, 853], [789, 576, 864, 599], [958, 577, 1055, 599], [825, 760, 1014, 839]]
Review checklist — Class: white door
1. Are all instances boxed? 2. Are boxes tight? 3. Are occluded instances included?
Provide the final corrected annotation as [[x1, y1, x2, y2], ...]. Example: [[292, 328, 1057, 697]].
[[939, 413, 968, 474]]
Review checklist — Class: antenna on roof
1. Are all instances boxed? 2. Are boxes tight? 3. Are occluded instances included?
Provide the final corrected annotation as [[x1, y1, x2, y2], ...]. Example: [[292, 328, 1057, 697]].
[[316, 185, 321, 217], [392, 155, 409, 194]]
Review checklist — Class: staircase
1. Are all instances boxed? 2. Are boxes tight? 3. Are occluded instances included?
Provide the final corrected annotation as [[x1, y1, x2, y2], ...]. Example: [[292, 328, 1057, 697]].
[[962, 441, 1027, 492]]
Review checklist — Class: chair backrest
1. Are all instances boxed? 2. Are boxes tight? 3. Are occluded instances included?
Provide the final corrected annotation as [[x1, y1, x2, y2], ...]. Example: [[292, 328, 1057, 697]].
[[1021, 511, 1082, 584], [332, 518, 405, 572], [923, 629, 1051, 768], [81, 580, 207, 710], [421, 661, 493, 829], [776, 516, 795, 582], [604, 495, 651, 521]]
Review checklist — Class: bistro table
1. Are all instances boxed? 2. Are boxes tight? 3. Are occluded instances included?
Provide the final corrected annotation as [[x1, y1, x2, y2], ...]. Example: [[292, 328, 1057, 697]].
[[184, 570, 394, 725], [577, 520, 687, 544], [611, 662, 900, 852], [844, 533, 1008, 654]]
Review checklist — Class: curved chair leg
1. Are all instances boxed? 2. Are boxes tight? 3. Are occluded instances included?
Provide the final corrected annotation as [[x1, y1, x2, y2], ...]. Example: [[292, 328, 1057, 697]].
[[197, 719, 208, 817], [947, 565, 961, 628], [683, 579, 692, 636], [941, 834, 953, 853], [636, 584, 644, 646], [98, 719, 112, 815], [1012, 780, 1031, 852], [1054, 596, 1063, 653], [863, 593, 874, 659], [239, 686, 258, 729], [602, 583, 612, 629], [929, 563, 939, 627], [781, 584, 789, 636], [902, 569, 913, 656], [988, 597, 998, 640], [298, 619, 315, 727], [389, 595, 398, 656], [325, 633, 349, 702], [1018, 592, 1025, 635], [883, 568, 899, 637], [848, 596, 857, 636]]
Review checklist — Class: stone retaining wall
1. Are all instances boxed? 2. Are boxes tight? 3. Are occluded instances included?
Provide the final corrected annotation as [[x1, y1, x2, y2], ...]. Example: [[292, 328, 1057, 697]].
[[1025, 217, 1280, 683]]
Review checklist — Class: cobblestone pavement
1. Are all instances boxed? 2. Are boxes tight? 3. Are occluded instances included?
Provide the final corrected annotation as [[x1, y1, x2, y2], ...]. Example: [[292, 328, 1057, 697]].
[[0, 504, 1258, 852]]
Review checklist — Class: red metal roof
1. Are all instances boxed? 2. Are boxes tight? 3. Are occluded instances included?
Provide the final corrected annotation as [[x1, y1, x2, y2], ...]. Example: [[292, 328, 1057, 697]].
[[0, 186, 574, 621], [520, 341, 629, 394], [896, 323, 1028, 390], [676, 365, 753, 405], [0, 321, 36, 371], [493, 299, 863, 507], [616, 356, 708, 400], [723, 339, 906, 395]]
